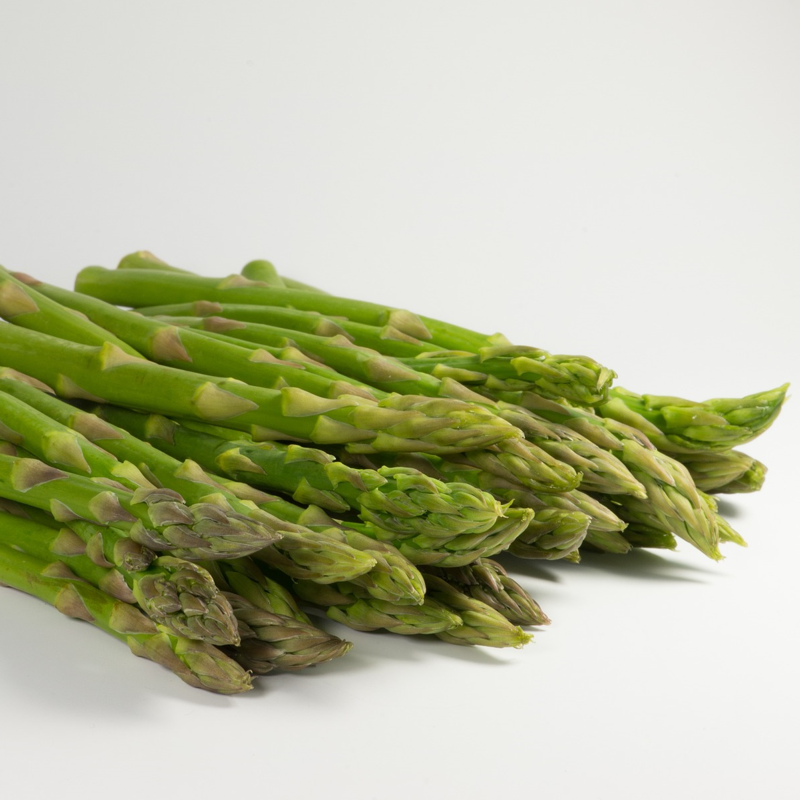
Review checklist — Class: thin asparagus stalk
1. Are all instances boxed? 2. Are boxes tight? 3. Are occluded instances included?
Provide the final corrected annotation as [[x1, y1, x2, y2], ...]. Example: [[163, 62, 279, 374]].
[[423, 559, 550, 626], [74, 265, 500, 350], [0, 508, 240, 644], [598, 385, 789, 453], [0, 542, 252, 694], [0, 324, 516, 454]]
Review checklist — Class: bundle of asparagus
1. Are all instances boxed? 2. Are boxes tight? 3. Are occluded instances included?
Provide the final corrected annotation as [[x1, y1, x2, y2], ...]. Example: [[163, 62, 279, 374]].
[[0, 253, 787, 695]]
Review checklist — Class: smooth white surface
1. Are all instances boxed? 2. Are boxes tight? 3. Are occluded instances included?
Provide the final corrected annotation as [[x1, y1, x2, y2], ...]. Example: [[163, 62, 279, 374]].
[[1, 2, 798, 798]]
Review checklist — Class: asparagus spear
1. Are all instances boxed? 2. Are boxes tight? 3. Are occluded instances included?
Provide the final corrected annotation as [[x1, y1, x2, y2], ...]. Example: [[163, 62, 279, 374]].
[[0, 324, 516, 454], [665, 449, 766, 494], [0, 542, 252, 693], [74, 265, 500, 350], [90, 404, 506, 541], [598, 385, 789, 453], [290, 578, 463, 636], [0, 509, 240, 645], [423, 559, 550, 626], [421, 574, 532, 648], [0, 265, 141, 356], [223, 593, 353, 674]]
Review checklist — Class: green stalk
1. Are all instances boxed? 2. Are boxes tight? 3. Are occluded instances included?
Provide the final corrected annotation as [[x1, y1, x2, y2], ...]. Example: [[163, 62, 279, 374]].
[[0, 449, 276, 561], [678, 450, 767, 494], [24, 276, 381, 402], [95, 404, 505, 542], [222, 592, 353, 674], [423, 558, 550, 626], [598, 385, 789, 453], [422, 574, 532, 648], [0, 508, 240, 645], [0, 265, 141, 355], [0, 324, 515, 454], [0, 542, 252, 694], [74, 265, 497, 350]]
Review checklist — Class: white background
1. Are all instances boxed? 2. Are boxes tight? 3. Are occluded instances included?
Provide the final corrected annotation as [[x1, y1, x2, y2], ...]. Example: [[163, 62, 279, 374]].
[[1, 2, 798, 798]]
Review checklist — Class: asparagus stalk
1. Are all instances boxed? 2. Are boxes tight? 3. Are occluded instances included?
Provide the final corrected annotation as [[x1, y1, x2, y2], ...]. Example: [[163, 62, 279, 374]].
[[0, 509, 240, 645], [22, 276, 384, 402], [90, 404, 506, 541], [223, 593, 353, 674], [0, 447, 278, 561], [0, 383, 380, 586], [666, 449, 767, 494], [0, 324, 516, 455], [0, 266, 141, 356], [74, 265, 498, 350], [598, 385, 789, 453], [290, 578, 464, 636], [421, 574, 532, 648], [423, 559, 550, 626], [0, 542, 252, 694]]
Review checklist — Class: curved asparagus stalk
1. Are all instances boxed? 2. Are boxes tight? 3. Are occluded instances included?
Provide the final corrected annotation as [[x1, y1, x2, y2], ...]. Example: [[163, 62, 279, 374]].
[[598, 385, 789, 453], [671, 450, 767, 494], [421, 574, 532, 648], [0, 324, 516, 454], [223, 592, 352, 674], [423, 559, 550, 626], [91, 404, 507, 541], [0, 451, 275, 561], [0, 542, 252, 694], [0, 509, 240, 644]]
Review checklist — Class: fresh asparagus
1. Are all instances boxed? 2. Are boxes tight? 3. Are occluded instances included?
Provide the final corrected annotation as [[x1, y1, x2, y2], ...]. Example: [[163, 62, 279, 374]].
[[423, 559, 550, 626], [421, 574, 532, 648], [223, 592, 353, 674], [0, 542, 252, 693], [668, 450, 766, 494], [89, 404, 507, 541], [598, 385, 789, 454], [0, 508, 240, 644], [0, 324, 516, 454]]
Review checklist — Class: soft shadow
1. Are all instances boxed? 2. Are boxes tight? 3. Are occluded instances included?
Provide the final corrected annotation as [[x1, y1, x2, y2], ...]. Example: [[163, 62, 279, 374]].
[[492, 552, 561, 583], [551, 549, 718, 583], [716, 499, 744, 519]]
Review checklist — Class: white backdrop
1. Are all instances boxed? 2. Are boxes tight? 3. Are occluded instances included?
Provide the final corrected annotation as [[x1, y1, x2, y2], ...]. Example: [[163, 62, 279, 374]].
[[1, 2, 798, 798]]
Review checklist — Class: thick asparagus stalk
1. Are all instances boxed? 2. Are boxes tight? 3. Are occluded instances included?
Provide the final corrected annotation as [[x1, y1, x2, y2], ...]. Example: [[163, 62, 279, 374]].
[[0, 265, 140, 356], [0, 509, 240, 645], [291, 579, 463, 636], [223, 592, 353, 674], [598, 385, 789, 453], [0, 324, 516, 454], [91, 404, 506, 541], [423, 559, 550, 626], [421, 574, 532, 648], [666, 449, 766, 494], [0, 542, 252, 694], [0, 450, 277, 561]]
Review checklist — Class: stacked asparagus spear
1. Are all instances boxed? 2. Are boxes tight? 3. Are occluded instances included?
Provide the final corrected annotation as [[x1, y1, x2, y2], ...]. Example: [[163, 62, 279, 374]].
[[0, 252, 787, 694]]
